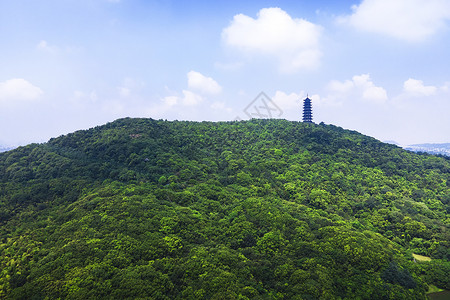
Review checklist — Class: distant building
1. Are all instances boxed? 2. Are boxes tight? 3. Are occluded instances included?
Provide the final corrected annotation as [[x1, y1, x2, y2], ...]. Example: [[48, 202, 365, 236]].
[[302, 96, 313, 123]]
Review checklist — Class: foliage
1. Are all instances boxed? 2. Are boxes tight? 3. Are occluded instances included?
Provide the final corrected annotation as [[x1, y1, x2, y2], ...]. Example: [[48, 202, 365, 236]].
[[0, 118, 448, 299]]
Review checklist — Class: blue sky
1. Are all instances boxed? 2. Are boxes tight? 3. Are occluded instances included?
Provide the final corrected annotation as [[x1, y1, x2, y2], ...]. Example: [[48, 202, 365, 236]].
[[1, 0, 449, 146]]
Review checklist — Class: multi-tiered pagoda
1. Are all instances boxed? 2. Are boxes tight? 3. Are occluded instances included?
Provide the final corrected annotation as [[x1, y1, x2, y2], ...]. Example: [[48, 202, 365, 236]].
[[302, 96, 313, 123]]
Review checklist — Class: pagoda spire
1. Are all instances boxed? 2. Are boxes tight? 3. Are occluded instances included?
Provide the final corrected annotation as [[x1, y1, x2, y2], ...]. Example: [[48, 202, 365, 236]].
[[302, 95, 313, 123]]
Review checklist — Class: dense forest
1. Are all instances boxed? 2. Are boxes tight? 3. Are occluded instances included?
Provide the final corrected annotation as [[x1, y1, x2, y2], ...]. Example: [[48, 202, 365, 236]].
[[0, 118, 448, 299]]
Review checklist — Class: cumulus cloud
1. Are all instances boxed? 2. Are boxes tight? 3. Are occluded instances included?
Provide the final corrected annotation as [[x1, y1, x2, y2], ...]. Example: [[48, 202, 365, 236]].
[[0, 79, 43, 105], [222, 7, 322, 72], [187, 71, 222, 95], [390, 79, 450, 144], [162, 96, 178, 107], [403, 78, 437, 96], [37, 40, 83, 55], [149, 90, 208, 120], [160, 71, 222, 108], [353, 74, 388, 102], [328, 79, 354, 94], [117, 78, 145, 98], [37, 40, 59, 53], [271, 91, 320, 120], [160, 71, 221, 108], [272, 91, 304, 111], [152, 71, 224, 120], [118, 87, 131, 97], [162, 90, 204, 107], [340, 0, 450, 42], [327, 74, 388, 104], [210, 101, 233, 113], [71, 90, 98, 106], [441, 82, 450, 93], [311, 93, 343, 108], [181, 90, 204, 106]]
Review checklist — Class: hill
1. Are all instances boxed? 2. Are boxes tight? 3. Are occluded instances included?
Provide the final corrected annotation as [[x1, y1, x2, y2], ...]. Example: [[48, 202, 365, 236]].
[[0, 118, 449, 299], [0, 146, 14, 153], [405, 143, 450, 157]]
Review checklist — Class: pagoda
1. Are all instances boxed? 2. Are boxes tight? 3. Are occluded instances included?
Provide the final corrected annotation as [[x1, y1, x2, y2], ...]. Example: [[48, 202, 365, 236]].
[[302, 96, 313, 123]]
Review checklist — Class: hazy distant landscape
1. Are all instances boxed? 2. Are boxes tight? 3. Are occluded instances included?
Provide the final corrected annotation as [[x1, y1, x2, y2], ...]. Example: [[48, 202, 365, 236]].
[[404, 143, 450, 157], [0, 146, 14, 153]]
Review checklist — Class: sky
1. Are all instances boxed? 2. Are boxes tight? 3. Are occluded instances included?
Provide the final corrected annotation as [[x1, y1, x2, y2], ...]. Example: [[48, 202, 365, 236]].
[[1, 0, 450, 147]]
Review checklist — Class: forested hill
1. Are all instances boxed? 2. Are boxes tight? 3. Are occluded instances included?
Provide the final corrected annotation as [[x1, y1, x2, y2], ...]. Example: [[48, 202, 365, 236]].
[[0, 118, 449, 299]]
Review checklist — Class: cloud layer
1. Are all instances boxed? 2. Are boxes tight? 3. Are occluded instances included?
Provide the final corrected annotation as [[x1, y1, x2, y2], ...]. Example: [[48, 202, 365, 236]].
[[327, 74, 388, 104], [155, 71, 225, 119], [341, 0, 450, 42], [0, 79, 43, 106], [222, 7, 322, 72], [403, 79, 437, 96], [165, 71, 222, 107], [187, 71, 222, 95]]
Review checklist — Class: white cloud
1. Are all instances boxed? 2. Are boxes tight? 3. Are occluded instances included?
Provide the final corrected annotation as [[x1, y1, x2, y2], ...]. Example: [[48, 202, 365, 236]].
[[340, 0, 450, 42], [37, 40, 59, 53], [328, 79, 354, 94], [163, 96, 178, 107], [149, 90, 210, 121], [152, 72, 226, 120], [328, 74, 388, 103], [161, 90, 204, 108], [271, 91, 316, 120], [118, 87, 130, 97], [313, 94, 343, 108], [403, 78, 437, 96], [353, 74, 388, 102], [442, 82, 449, 91], [222, 7, 322, 72], [102, 100, 124, 115], [272, 91, 304, 110], [187, 71, 222, 95], [181, 90, 204, 106], [71, 90, 98, 106], [210, 101, 233, 113], [117, 78, 144, 98], [157, 71, 219, 116], [390, 80, 450, 144], [362, 85, 387, 102], [0, 79, 43, 106]]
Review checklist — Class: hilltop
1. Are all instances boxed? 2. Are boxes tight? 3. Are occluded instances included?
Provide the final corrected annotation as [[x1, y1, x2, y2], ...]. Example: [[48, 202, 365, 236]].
[[0, 118, 449, 299]]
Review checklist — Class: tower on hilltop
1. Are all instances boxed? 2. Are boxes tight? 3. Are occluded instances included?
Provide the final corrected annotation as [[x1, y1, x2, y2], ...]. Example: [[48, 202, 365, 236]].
[[302, 96, 313, 123]]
